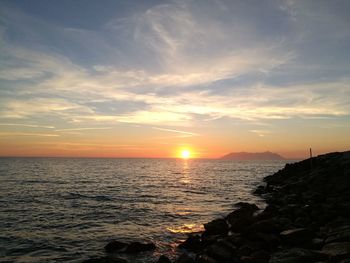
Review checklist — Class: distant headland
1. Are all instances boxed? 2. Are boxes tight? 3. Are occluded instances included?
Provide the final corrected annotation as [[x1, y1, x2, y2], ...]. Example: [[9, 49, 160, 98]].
[[220, 151, 285, 160]]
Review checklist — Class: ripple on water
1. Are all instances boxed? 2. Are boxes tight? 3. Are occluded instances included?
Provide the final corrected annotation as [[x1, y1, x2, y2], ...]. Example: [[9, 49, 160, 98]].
[[0, 158, 287, 263]]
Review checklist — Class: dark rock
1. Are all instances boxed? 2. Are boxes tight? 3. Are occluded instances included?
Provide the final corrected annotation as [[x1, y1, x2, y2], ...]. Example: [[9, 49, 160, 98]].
[[325, 225, 350, 244], [234, 202, 259, 211], [195, 254, 218, 263], [178, 235, 202, 252], [206, 240, 237, 261], [246, 218, 282, 234], [175, 253, 195, 263], [156, 255, 172, 263], [105, 241, 127, 253], [200, 234, 220, 248], [322, 242, 350, 260], [82, 256, 127, 263], [269, 248, 327, 263], [251, 250, 270, 261], [125, 242, 156, 253], [226, 204, 258, 233], [280, 228, 314, 246], [248, 232, 280, 250], [203, 218, 228, 236]]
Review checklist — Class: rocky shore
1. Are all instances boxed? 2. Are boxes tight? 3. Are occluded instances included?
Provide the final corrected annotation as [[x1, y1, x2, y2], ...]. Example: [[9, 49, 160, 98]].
[[83, 151, 350, 263]]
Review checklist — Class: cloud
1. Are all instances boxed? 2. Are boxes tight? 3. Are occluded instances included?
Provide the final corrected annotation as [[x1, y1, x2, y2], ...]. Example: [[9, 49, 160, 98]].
[[152, 127, 198, 136], [0, 0, 349, 132], [55, 127, 111, 132], [0, 123, 54, 128], [0, 132, 59, 137]]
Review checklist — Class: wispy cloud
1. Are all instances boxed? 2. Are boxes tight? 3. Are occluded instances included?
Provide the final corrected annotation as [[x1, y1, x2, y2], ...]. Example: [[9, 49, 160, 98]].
[[0, 132, 59, 137], [0, 123, 54, 129], [152, 127, 198, 136], [55, 127, 112, 132]]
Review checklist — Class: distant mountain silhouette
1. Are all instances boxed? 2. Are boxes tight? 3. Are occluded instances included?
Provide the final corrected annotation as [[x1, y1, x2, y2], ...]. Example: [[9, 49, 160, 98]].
[[220, 151, 285, 160]]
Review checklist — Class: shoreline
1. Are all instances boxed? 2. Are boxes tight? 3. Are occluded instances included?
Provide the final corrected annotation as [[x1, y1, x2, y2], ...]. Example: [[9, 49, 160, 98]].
[[83, 151, 350, 263]]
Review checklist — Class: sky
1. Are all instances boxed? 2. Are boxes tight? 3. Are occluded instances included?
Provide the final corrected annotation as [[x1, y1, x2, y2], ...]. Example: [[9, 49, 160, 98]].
[[0, 0, 349, 158]]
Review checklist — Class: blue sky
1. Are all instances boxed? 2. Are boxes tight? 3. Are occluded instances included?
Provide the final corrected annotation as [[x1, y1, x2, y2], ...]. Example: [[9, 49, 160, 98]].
[[0, 0, 349, 157]]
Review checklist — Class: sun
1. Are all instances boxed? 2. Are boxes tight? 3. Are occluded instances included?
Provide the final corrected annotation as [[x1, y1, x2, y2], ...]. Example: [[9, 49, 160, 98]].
[[181, 149, 191, 159]]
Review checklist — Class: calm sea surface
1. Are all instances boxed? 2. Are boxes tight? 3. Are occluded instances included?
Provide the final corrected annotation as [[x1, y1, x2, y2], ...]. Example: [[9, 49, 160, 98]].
[[0, 158, 288, 263]]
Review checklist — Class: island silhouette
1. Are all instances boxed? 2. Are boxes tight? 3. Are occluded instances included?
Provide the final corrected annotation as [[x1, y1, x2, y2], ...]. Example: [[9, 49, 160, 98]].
[[220, 151, 285, 160]]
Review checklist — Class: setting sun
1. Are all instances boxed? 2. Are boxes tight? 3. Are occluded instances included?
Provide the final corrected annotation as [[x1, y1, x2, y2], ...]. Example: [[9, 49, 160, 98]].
[[181, 150, 191, 159]]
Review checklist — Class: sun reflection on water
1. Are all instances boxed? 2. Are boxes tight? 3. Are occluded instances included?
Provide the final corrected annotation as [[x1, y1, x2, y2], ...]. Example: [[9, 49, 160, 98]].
[[180, 159, 190, 184], [167, 223, 204, 233]]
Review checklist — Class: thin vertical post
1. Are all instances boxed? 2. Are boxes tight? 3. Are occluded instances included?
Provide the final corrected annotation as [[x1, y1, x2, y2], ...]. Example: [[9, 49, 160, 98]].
[[310, 148, 313, 170]]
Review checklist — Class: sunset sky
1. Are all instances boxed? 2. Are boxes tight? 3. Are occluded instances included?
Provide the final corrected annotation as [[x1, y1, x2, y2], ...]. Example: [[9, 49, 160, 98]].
[[0, 0, 349, 158]]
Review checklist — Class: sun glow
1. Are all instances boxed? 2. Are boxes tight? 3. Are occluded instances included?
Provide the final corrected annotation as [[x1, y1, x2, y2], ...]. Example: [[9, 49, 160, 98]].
[[181, 149, 191, 159]]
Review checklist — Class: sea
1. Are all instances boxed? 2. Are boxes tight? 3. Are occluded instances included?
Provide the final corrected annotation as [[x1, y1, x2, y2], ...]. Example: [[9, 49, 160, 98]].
[[0, 158, 289, 263]]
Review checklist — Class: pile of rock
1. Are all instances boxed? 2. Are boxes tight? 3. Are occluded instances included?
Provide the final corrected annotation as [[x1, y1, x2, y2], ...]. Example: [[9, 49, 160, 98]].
[[83, 151, 350, 263], [171, 151, 350, 263]]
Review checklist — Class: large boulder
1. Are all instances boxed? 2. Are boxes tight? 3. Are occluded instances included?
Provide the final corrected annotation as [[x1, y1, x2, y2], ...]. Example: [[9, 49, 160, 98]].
[[226, 203, 258, 233], [178, 235, 202, 252], [105, 241, 127, 253], [203, 218, 228, 236], [125, 241, 156, 253]]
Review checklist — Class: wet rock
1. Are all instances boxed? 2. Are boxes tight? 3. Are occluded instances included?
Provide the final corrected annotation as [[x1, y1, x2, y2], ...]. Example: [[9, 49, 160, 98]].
[[226, 205, 257, 233], [82, 256, 127, 263], [321, 242, 350, 260], [156, 255, 172, 263], [234, 202, 259, 212], [175, 253, 195, 263], [269, 248, 327, 263], [125, 242, 156, 253], [105, 241, 127, 253], [178, 235, 202, 252], [203, 218, 228, 236]]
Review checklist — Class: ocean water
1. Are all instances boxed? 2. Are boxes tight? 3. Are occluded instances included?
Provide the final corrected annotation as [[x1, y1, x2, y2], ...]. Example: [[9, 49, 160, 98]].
[[0, 158, 288, 263]]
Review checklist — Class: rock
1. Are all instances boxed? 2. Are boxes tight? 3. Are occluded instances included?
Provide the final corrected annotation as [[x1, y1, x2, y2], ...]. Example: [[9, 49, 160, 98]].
[[247, 232, 280, 250], [203, 218, 228, 236], [104, 241, 127, 253], [226, 205, 257, 233], [178, 235, 202, 252], [175, 253, 195, 263], [325, 225, 350, 243], [206, 240, 237, 261], [322, 242, 350, 260], [125, 242, 156, 253], [82, 256, 127, 263], [234, 202, 259, 212], [156, 255, 172, 263], [195, 254, 218, 263], [246, 218, 282, 234], [269, 248, 327, 263], [280, 228, 314, 246], [250, 250, 270, 262]]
